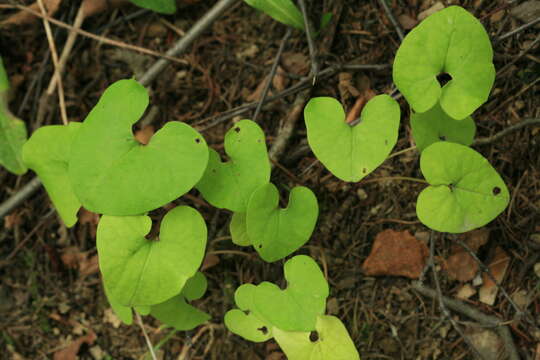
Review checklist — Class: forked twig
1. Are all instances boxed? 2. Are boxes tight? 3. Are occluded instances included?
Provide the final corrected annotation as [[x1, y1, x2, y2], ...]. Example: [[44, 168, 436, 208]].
[[36, 0, 68, 125]]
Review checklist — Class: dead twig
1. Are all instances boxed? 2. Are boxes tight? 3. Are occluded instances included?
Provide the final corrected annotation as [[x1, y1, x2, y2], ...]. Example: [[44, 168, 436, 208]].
[[135, 312, 158, 360], [252, 28, 291, 123], [412, 282, 520, 360], [496, 17, 540, 42], [473, 118, 540, 146], [297, 0, 319, 81], [377, 0, 404, 42], [36, 0, 68, 125]]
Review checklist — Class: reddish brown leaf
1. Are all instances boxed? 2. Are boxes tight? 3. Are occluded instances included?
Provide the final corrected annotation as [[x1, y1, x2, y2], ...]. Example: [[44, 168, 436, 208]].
[[479, 247, 510, 305], [60, 247, 99, 276], [54, 332, 96, 360], [443, 252, 478, 282], [201, 254, 220, 271], [135, 125, 155, 145], [362, 229, 429, 279], [81, 0, 128, 18]]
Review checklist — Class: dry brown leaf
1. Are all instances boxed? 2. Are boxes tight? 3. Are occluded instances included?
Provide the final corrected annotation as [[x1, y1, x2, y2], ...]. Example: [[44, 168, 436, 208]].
[[53, 332, 97, 360], [455, 283, 476, 300], [465, 326, 504, 360], [81, 0, 128, 18], [338, 72, 360, 102], [60, 247, 99, 276], [103, 308, 122, 328], [362, 229, 429, 279], [281, 52, 309, 76], [245, 67, 288, 102], [398, 14, 418, 29], [135, 125, 155, 145], [461, 228, 490, 252], [201, 254, 220, 271], [2, 0, 62, 27], [4, 213, 22, 229], [479, 247, 510, 305], [418, 2, 445, 21], [345, 89, 376, 124], [443, 251, 478, 282]]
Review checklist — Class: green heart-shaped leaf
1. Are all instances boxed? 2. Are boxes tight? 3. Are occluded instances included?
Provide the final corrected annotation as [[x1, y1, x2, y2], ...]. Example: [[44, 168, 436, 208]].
[[247, 184, 318, 262], [304, 95, 400, 182], [129, 0, 176, 14], [393, 6, 495, 120], [69, 79, 208, 215], [97, 206, 207, 306], [411, 102, 476, 152], [224, 284, 274, 342], [251, 255, 328, 332], [230, 212, 251, 246], [0, 57, 27, 175], [244, 0, 305, 30], [150, 272, 210, 331], [23, 123, 82, 227], [196, 120, 270, 212], [104, 285, 133, 325], [273, 315, 360, 360], [417, 142, 509, 233]]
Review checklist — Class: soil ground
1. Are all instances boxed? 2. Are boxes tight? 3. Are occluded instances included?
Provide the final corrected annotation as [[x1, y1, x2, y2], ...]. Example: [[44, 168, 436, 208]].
[[0, 0, 539, 359]]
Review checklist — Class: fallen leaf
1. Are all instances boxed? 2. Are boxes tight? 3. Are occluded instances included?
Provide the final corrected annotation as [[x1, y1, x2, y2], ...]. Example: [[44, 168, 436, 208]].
[[443, 251, 478, 282], [54, 332, 97, 360], [103, 308, 122, 328], [60, 247, 99, 276], [455, 283, 476, 300], [338, 72, 359, 102], [2, 0, 62, 27], [81, 0, 128, 18], [281, 52, 309, 75], [345, 89, 376, 124], [443, 228, 489, 282], [465, 326, 504, 360], [4, 213, 22, 229], [245, 66, 288, 102], [398, 14, 418, 29], [201, 253, 220, 271], [479, 247, 510, 305], [134, 125, 155, 145], [362, 229, 429, 279], [418, 2, 445, 21], [78, 208, 99, 238]]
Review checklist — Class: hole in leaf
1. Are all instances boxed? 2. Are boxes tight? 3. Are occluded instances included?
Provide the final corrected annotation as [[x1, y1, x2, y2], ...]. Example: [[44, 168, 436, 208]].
[[195, 138, 201, 143], [258, 326, 268, 334], [438, 134, 447, 141], [492, 187, 501, 195], [436, 72, 452, 87], [309, 331, 319, 342], [234, 127, 241, 133]]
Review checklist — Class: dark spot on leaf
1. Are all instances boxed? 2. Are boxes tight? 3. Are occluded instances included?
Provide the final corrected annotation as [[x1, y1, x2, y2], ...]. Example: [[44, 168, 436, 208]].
[[242, 310, 250, 316], [492, 187, 501, 195], [212, 169, 216, 173], [234, 127, 240, 133], [438, 135, 447, 141], [257, 139, 261, 143], [258, 326, 268, 334], [384, 140, 388, 145], [448, 183, 455, 192], [362, 168, 367, 174], [309, 331, 319, 342], [258, 244, 262, 249], [195, 138, 201, 143], [436, 72, 452, 87]]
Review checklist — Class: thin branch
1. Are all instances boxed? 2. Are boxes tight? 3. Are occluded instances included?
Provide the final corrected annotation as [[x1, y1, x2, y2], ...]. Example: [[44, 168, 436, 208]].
[[496, 17, 540, 42], [135, 312, 158, 360], [412, 282, 520, 360], [377, 0, 404, 42], [0, 177, 42, 220], [252, 28, 291, 122], [195, 63, 390, 131], [474, 118, 540, 146], [297, 0, 319, 81], [36, 0, 68, 125]]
